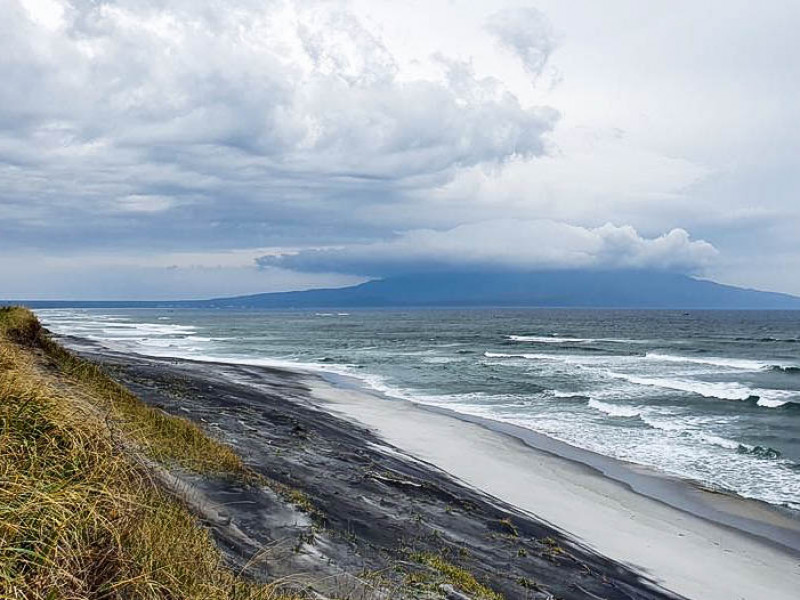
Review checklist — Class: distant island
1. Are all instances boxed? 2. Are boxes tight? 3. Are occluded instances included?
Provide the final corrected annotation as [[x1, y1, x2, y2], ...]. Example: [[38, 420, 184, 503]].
[[11, 270, 800, 310]]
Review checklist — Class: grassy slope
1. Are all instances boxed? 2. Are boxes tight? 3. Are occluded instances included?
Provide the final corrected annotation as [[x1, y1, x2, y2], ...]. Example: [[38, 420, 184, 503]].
[[0, 307, 290, 599]]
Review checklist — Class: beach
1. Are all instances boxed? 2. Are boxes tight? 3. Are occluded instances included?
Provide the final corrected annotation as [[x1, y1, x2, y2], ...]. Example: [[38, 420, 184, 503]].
[[62, 334, 800, 600], [312, 375, 800, 600]]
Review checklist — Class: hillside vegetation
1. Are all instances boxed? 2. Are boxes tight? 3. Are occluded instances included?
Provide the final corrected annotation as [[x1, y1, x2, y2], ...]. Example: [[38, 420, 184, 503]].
[[0, 307, 291, 599]]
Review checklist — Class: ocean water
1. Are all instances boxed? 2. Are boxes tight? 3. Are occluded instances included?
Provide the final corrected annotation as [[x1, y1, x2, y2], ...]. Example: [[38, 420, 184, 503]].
[[38, 308, 800, 510]]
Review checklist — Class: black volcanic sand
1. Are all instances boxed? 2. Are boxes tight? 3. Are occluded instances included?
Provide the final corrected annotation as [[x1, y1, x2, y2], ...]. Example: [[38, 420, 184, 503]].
[[64, 337, 681, 600]]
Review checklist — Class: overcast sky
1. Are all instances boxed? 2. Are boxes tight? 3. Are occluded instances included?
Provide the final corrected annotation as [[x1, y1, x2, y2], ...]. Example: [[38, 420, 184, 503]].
[[2, 0, 798, 299]]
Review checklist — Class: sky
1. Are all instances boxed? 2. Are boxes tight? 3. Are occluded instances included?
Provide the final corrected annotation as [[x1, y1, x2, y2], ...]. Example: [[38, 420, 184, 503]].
[[1, 0, 799, 299]]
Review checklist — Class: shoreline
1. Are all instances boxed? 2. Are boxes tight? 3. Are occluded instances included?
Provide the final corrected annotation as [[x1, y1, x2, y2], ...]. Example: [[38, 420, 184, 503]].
[[58, 335, 800, 530], [62, 336, 684, 600], [324, 371, 800, 555], [306, 372, 800, 600], [69, 336, 800, 547], [59, 335, 800, 599]]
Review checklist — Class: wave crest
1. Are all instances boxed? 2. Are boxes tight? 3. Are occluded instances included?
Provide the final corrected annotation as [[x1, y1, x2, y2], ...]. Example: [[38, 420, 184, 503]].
[[588, 399, 643, 418], [645, 352, 768, 371], [508, 334, 594, 343]]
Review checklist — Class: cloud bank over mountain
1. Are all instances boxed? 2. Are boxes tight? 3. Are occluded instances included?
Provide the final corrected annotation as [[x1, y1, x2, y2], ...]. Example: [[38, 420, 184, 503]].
[[257, 221, 718, 277]]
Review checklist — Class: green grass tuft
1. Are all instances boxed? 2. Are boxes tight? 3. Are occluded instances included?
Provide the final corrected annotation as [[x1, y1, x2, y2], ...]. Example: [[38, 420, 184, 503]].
[[411, 552, 504, 600]]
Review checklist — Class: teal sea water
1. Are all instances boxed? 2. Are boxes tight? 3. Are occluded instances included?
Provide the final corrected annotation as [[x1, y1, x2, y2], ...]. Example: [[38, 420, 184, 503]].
[[39, 308, 800, 510]]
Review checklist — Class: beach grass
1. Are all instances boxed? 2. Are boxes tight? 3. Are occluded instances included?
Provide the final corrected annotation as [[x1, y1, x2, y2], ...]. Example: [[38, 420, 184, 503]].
[[409, 553, 503, 600], [0, 307, 294, 599], [1, 306, 244, 475]]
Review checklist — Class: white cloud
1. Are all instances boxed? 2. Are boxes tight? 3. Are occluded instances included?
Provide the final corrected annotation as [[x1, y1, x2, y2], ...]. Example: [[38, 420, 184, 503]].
[[258, 220, 718, 276], [485, 6, 558, 82], [19, 0, 65, 30]]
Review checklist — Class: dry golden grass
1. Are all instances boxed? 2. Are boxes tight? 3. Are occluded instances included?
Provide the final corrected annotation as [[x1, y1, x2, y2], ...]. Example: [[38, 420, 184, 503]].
[[1, 307, 244, 475], [0, 307, 296, 600]]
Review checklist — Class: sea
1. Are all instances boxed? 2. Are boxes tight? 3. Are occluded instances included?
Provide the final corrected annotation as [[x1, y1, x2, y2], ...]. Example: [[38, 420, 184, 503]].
[[37, 308, 800, 511]]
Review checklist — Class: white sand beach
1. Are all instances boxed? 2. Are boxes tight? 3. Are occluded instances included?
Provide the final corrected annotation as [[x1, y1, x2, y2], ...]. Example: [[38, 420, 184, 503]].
[[309, 377, 800, 600]]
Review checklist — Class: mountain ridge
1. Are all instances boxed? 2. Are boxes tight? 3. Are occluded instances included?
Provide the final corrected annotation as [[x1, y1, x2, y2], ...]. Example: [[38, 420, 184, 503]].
[[9, 270, 800, 309]]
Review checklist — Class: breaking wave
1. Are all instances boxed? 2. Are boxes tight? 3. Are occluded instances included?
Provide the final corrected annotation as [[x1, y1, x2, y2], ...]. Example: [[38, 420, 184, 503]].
[[587, 399, 643, 418], [645, 352, 768, 371], [508, 334, 594, 343]]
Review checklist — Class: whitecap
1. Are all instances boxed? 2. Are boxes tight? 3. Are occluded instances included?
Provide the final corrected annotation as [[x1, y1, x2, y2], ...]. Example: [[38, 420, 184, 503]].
[[484, 351, 606, 364], [605, 371, 755, 401], [588, 399, 642, 418], [552, 390, 582, 398], [645, 352, 770, 371], [694, 432, 742, 450], [753, 389, 796, 408], [508, 334, 594, 343]]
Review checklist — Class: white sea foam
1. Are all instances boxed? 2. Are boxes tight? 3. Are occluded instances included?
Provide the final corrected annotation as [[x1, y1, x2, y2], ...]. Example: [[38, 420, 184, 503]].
[[40, 312, 215, 362], [694, 432, 742, 450], [645, 352, 770, 371], [753, 389, 796, 408], [508, 334, 594, 343], [757, 398, 789, 408], [484, 351, 545, 359], [588, 399, 642, 418], [640, 415, 684, 432], [494, 347, 798, 378], [606, 371, 756, 401], [154, 351, 363, 380], [638, 415, 746, 451], [508, 334, 647, 344], [485, 351, 597, 363], [83, 323, 198, 338], [606, 370, 797, 409], [552, 390, 585, 399], [484, 351, 632, 368]]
